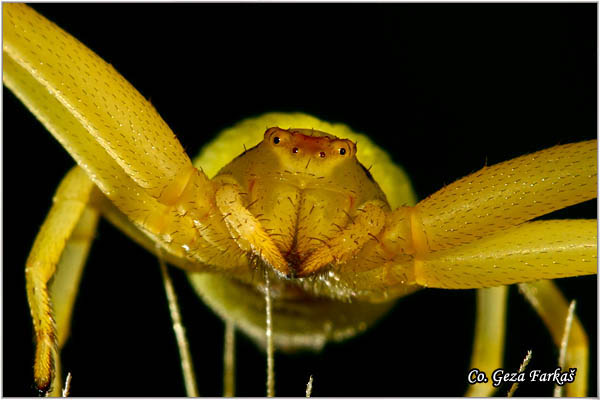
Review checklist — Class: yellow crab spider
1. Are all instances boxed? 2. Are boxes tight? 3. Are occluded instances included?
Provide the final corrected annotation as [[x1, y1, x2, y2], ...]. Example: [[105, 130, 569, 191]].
[[3, 4, 597, 397]]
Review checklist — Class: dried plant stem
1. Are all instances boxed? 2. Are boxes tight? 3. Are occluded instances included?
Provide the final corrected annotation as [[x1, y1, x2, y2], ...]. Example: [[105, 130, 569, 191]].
[[306, 375, 314, 397], [265, 269, 275, 397], [507, 350, 532, 397], [554, 300, 576, 397], [61, 372, 72, 397]]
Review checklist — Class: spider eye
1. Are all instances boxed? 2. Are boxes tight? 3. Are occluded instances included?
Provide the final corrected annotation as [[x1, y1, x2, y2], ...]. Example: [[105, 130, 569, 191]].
[[339, 147, 346, 155], [273, 136, 280, 144]]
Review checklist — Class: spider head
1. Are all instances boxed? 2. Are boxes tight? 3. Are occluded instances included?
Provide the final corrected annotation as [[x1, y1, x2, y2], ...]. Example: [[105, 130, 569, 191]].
[[263, 127, 357, 175]]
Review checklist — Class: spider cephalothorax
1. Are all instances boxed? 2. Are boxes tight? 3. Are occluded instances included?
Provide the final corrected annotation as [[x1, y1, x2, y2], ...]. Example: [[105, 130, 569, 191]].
[[216, 127, 388, 276]]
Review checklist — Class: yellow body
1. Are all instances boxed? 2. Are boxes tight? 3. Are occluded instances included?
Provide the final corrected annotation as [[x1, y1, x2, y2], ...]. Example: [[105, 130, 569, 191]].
[[3, 4, 596, 396]]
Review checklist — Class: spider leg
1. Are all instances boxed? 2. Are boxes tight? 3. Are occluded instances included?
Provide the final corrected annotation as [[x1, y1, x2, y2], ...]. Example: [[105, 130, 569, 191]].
[[336, 221, 595, 298], [95, 193, 225, 273], [374, 139, 596, 290], [412, 140, 597, 252], [3, 4, 191, 200], [518, 280, 589, 397], [465, 286, 508, 397], [25, 166, 100, 394], [4, 4, 247, 276], [413, 219, 597, 288]]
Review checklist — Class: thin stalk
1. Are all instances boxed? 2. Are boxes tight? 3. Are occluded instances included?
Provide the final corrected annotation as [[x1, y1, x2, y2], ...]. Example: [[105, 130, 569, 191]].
[[158, 248, 199, 397]]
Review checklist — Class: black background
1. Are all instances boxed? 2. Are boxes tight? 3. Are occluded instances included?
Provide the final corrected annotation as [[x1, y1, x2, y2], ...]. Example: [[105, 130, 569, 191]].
[[3, 3, 597, 397]]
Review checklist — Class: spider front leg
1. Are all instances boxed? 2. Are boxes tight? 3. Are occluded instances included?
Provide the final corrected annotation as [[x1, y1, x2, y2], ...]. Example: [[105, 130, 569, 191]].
[[3, 3, 273, 277], [3, 5, 270, 394], [408, 139, 597, 288], [375, 139, 596, 396], [369, 140, 596, 292], [25, 167, 100, 394]]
